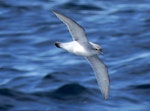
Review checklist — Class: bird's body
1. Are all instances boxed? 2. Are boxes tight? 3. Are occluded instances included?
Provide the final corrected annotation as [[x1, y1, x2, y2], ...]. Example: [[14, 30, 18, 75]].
[[53, 11, 110, 99], [55, 41, 101, 56]]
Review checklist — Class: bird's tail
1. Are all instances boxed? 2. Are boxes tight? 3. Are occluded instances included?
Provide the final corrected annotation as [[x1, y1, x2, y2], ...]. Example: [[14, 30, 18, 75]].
[[55, 42, 61, 48]]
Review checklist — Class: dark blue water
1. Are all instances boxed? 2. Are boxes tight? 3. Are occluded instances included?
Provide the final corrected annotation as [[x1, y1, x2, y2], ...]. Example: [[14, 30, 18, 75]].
[[0, 0, 150, 111]]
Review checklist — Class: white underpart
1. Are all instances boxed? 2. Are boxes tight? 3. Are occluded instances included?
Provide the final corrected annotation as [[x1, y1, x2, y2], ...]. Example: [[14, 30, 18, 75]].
[[60, 41, 98, 56], [53, 11, 110, 100]]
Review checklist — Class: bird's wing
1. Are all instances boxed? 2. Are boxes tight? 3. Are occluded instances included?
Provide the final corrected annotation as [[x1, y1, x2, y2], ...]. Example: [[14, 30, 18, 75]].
[[86, 55, 110, 99], [53, 11, 88, 43]]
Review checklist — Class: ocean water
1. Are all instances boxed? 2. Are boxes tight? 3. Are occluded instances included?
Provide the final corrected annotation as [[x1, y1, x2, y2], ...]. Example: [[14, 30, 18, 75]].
[[0, 0, 150, 111]]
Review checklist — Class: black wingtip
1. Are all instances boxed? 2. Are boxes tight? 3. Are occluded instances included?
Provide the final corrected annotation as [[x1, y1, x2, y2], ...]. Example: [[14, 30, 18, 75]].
[[55, 42, 61, 48], [52, 10, 57, 14], [52, 10, 60, 15]]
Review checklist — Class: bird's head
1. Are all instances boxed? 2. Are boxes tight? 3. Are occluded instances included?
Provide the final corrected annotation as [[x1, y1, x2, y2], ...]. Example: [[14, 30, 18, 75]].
[[90, 42, 103, 55]]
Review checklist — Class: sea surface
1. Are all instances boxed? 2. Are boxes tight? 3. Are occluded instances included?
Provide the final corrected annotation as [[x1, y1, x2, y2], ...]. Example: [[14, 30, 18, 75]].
[[0, 0, 150, 111]]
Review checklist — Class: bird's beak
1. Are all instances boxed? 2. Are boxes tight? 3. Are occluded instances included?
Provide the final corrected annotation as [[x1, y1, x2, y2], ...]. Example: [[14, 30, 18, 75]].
[[99, 50, 104, 55], [100, 51, 104, 55]]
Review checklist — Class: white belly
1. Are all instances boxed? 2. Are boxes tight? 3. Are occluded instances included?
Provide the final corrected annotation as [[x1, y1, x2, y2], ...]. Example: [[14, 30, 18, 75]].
[[60, 41, 96, 56], [68, 41, 94, 56]]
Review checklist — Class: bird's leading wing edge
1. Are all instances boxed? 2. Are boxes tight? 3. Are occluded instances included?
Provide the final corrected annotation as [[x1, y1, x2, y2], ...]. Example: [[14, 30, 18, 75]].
[[53, 10, 88, 43], [86, 55, 110, 99]]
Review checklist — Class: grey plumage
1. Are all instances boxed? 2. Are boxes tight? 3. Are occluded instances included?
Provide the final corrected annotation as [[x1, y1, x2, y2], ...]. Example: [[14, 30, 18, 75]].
[[53, 11, 110, 99]]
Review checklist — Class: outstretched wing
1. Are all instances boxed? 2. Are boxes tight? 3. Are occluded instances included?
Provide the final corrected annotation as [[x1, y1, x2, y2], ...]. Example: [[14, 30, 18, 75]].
[[86, 55, 110, 99], [53, 11, 88, 43]]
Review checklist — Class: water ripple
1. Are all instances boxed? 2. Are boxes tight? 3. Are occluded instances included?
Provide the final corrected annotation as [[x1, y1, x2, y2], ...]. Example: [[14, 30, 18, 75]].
[[0, 0, 150, 111]]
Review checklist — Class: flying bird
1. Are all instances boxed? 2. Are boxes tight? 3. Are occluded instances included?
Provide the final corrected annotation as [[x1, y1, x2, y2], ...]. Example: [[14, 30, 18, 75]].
[[53, 11, 110, 99]]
